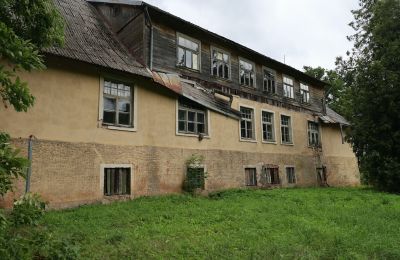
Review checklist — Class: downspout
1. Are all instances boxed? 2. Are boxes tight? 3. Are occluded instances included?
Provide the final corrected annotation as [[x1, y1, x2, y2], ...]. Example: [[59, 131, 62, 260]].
[[339, 123, 345, 144], [144, 6, 153, 70], [25, 135, 35, 193]]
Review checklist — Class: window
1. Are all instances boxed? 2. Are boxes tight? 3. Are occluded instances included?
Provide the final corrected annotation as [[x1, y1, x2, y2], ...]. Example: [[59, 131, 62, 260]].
[[239, 59, 255, 87], [177, 34, 200, 70], [300, 83, 310, 103], [103, 80, 132, 127], [186, 166, 205, 191], [211, 48, 230, 79], [245, 168, 257, 186], [317, 166, 327, 185], [281, 115, 293, 144], [178, 99, 207, 135], [262, 111, 275, 142], [308, 121, 320, 146], [104, 167, 131, 196], [263, 69, 276, 93], [286, 167, 296, 184], [264, 166, 280, 185], [240, 106, 255, 140], [283, 76, 294, 98]]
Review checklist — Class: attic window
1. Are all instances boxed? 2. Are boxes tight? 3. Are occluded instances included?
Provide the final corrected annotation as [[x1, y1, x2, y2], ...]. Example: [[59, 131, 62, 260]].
[[211, 47, 230, 79], [239, 59, 255, 87], [177, 98, 208, 135], [283, 76, 294, 99], [177, 34, 200, 71], [263, 69, 276, 93], [300, 83, 310, 103]]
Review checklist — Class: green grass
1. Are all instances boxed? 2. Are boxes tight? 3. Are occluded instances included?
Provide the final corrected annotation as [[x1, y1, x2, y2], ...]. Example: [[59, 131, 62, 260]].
[[43, 188, 400, 259]]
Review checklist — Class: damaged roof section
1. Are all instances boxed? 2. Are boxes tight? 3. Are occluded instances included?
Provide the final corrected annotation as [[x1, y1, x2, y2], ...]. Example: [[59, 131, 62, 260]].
[[152, 71, 241, 119], [319, 107, 350, 126], [45, 0, 151, 78]]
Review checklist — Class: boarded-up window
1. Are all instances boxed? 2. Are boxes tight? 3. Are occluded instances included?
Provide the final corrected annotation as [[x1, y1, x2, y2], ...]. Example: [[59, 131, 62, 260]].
[[286, 167, 296, 184], [264, 166, 280, 185], [245, 168, 257, 186], [104, 168, 131, 196]]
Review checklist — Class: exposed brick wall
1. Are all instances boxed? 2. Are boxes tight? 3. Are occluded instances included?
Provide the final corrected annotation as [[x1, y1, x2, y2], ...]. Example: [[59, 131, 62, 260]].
[[0, 139, 360, 209]]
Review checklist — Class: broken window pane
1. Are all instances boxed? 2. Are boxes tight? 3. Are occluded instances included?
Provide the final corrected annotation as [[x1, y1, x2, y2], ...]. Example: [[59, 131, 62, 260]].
[[211, 49, 230, 79], [177, 47, 185, 66], [177, 35, 200, 70]]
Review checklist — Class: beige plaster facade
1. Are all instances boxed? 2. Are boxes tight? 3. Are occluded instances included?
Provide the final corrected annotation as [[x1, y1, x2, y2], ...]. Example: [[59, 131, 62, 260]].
[[0, 62, 360, 208]]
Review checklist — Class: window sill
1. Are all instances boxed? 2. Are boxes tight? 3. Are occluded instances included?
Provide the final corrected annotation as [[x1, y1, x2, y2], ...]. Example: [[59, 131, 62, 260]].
[[262, 140, 277, 145], [281, 142, 294, 146], [176, 65, 201, 74], [176, 132, 210, 139], [239, 138, 257, 143], [103, 125, 137, 132], [211, 75, 232, 82]]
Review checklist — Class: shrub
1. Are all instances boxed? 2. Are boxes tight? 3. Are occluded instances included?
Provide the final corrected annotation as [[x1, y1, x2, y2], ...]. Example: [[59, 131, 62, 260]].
[[11, 193, 46, 226]]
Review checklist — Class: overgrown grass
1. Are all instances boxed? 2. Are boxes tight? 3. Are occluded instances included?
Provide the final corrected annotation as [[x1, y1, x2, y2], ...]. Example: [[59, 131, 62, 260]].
[[43, 188, 400, 259]]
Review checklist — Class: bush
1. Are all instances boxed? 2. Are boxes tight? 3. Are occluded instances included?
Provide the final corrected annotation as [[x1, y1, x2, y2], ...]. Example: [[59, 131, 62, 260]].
[[11, 193, 46, 226], [183, 167, 205, 193]]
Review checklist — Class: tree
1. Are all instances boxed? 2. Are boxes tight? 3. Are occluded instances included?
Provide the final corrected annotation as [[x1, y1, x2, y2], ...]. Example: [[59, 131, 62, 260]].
[[303, 65, 351, 117], [339, 0, 400, 192], [0, 0, 64, 195]]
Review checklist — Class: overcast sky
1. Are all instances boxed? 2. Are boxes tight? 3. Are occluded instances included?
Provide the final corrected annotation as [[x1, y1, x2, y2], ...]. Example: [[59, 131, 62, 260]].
[[144, 0, 359, 71]]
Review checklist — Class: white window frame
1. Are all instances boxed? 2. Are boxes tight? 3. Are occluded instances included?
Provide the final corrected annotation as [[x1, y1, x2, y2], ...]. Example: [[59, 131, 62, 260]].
[[282, 75, 294, 99], [260, 109, 276, 144], [262, 67, 277, 94], [300, 83, 310, 103], [239, 104, 257, 142], [280, 113, 294, 145], [285, 165, 296, 184], [210, 46, 231, 80], [238, 57, 256, 88], [100, 164, 134, 197], [175, 100, 211, 138], [98, 77, 137, 132], [176, 32, 201, 72]]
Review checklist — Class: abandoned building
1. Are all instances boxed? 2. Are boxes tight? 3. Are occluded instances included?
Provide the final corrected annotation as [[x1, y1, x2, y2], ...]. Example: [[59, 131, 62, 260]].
[[0, 0, 360, 208]]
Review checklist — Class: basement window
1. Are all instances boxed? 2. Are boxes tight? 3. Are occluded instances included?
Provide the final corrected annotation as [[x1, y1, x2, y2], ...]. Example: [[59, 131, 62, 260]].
[[102, 80, 133, 127], [240, 106, 255, 140], [104, 167, 131, 196], [178, 98, 208, 135], [281, 115, 293, 144], [211, 47, 230, 79], [263, 68, 276, 93], [239, 59, 255, 87], [264, 166, 280, 185], [177, 33, 200, 71], [245, 168, 257, 186], [308, 121, 320, 147], [286, 167, 296, 184], [283, 76, 294, 99], [300, 83, 310, 103]]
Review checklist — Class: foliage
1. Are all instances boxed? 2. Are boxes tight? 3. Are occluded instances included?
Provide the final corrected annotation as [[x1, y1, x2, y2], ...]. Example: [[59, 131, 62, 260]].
[[11, 193, 46, 226], [338, 0, 400, 192], [183, 154, 206, 193], [42, 188, 400, 259], [303, 65, 351, 117], [0, 132, 28, 196]]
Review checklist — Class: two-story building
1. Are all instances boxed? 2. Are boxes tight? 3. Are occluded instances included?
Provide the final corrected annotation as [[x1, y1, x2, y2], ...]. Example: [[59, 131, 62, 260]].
[[0, 0, 359, 208]]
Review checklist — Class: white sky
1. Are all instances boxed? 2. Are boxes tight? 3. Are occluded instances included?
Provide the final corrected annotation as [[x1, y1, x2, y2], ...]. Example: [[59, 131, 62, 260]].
[[144, 0, 359, 70]]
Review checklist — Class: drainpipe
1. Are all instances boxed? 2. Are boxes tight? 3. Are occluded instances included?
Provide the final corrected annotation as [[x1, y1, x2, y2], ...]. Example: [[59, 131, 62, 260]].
[[25, 135, 34, 193], [144, 6, 153, 70]]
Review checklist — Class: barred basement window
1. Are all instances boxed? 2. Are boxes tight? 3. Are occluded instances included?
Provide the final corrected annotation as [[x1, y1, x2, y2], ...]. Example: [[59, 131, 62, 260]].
[[239, 59, 255, 87], [184, 166, 205, 192], [211, 47, 230, 79], [103, 80, 132, 127], [264, 166, 280, 184], [308, 121, 320, 146], [104, 168, 131, 196], [286, 167, 296, 184], [178, 98, 207, 135], [177, 34, 200, 70], [283, 76, 294, 99], [240, 106, 255, 140], [263, 69, 276, 93], [245, 168, 257, 186], [262, 111, 275, 142], [300, 83, 310, 103], [281, 115, 293, 144]]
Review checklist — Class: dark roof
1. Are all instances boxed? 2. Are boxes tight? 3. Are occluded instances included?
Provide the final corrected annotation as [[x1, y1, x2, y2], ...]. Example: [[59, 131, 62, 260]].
[[45, 0, 151, 78], [319, 107, 350, 126], [151, 71, 241, 119], [87, 0, 328, 88]]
